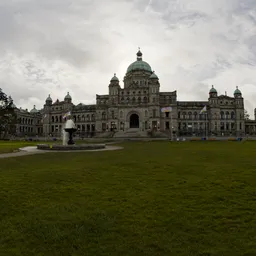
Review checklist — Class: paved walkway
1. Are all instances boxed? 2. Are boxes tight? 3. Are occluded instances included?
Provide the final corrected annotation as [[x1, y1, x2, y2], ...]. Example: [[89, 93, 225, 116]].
[[0, 145, 123, 159]]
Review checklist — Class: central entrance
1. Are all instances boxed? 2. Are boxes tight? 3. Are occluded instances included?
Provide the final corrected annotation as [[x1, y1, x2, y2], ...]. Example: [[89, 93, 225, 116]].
[[130, 114, 139, 128]]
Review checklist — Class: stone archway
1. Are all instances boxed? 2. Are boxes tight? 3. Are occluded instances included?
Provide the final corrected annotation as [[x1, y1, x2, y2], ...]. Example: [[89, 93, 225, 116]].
[[130, 114, 139, 128]]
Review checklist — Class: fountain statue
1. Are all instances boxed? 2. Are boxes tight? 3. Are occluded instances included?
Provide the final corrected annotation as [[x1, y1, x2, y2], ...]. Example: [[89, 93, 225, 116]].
[[64, 116, 77, 145], [62, 126, 69, 146], [37, 114, 106, 151]]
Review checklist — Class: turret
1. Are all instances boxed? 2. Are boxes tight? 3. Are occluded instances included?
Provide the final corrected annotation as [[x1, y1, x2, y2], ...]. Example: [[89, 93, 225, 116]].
[[209, 85, 217, 98], [234, 86, 242, 98], [45, 94, 52, 106], [64, 92, 72, 103], [30, 105, 39, 113]]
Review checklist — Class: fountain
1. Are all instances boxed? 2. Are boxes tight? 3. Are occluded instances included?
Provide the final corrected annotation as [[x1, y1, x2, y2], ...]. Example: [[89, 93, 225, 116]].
[[37, 114, 106, 151], [64, 116, 77, 145]]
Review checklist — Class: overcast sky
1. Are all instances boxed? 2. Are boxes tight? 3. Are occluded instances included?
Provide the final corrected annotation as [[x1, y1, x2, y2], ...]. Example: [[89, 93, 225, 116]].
[[0, 0, 256, 116]]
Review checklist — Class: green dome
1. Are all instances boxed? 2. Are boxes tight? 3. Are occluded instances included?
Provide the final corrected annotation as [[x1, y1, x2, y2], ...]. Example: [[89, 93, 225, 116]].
[[209, 85, 217, 93], [46, 94, 52, 102], [30, 105, 39, 113], [65, 92, 72, 100], [127, 60, 152, 73], [234, 87, 241, 95], [149, 71, 158, 79], [110, 73, 119, 82], [126, 49, 152, 73]]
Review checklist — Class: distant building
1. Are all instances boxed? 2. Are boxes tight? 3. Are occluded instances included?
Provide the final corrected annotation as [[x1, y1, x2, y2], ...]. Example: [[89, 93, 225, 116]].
[[12, 50, 256, 138]]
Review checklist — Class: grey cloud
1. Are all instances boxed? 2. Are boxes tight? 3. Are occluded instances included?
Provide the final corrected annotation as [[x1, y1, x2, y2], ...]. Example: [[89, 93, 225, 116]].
[[0, 0, 255, 116]]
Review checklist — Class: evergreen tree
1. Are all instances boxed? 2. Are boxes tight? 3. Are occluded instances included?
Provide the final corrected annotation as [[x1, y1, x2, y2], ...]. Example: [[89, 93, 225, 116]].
[[0, 88, 17, 138]]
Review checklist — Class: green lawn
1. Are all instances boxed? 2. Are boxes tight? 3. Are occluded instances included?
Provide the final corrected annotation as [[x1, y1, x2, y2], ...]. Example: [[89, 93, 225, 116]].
[[0, 141, 255, 255]]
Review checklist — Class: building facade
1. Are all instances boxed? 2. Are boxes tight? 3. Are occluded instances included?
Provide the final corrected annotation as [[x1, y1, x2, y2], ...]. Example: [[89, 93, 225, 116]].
[[11, 50, 256, 138]]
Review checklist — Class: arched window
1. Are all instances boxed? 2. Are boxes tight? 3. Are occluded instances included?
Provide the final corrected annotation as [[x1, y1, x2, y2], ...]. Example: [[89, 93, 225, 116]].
[[127, 97, 130, 103], [145, 110, 148, 117], [178, 112, 180, 118], [138, 97, 141, 103], [91, 114, 95, 121], [132, 97, 136, 103], [82, 115, 85, 121], [220, 111, 224, 119], [182, 112, 186, 119], [102, 112, 106, 120], [225, 111, 229, 120], [188, 112, 192, 119], [52, 116, 54, 123], [194, 112, 198, 120], [143, 97, 147, 103], [87, 114, 90, 121], [120, 111, 123, 118], [231, 111, 235, 119]]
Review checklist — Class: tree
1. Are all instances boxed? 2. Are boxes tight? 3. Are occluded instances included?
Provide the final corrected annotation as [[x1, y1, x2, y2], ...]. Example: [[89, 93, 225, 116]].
[[244, 109, 250, 120], [0, 88, 17, 139]]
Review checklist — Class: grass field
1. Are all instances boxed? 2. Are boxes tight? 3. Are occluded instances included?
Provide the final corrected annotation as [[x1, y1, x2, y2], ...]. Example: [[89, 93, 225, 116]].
[[0, 141, 256, 255]]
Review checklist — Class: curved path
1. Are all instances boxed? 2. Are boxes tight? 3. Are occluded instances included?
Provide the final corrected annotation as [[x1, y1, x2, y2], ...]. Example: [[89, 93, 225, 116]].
[[0, 145, 123, 159]]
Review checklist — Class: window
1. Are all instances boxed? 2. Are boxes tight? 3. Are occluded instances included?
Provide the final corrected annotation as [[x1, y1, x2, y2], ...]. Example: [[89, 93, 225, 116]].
[[182, 112, 186, 119], [153, 109, 157, 118], [188, 112, 192, 119], [194, 112, 198, 120], [111, 111, 114, 119], [220, 111, 224, 119], [120, 111, 123, 118], [145, 110, 148, 117], [165, 112, 169, 118], [231, 112, 235, 119], [102, 112, 106, 120], [226, 111, 229, 120]]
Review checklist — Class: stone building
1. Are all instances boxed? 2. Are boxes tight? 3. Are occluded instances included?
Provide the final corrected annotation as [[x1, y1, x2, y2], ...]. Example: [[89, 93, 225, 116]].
[[38, 49, 253, 138], [11, 105, 43, 137]]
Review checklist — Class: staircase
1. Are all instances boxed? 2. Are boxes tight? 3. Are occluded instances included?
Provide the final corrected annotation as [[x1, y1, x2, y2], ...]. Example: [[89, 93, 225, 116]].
[[114, 129, 148, 138]]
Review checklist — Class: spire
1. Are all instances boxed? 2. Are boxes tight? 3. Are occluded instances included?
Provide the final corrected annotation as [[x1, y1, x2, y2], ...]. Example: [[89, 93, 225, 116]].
[[137, 47, 142, 61]]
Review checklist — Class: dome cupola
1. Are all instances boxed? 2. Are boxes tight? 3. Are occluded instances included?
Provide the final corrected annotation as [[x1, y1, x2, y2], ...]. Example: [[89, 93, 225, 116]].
[[110, 73, 119, 82], [209, 85, 218, 98], [126, 48, 152, 74], [234, 86, 242, 97], [46, 94, 52, 102], [209, 85, 217, 93], [30, 105, 39, 113], [64, 92, 72, 102]]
